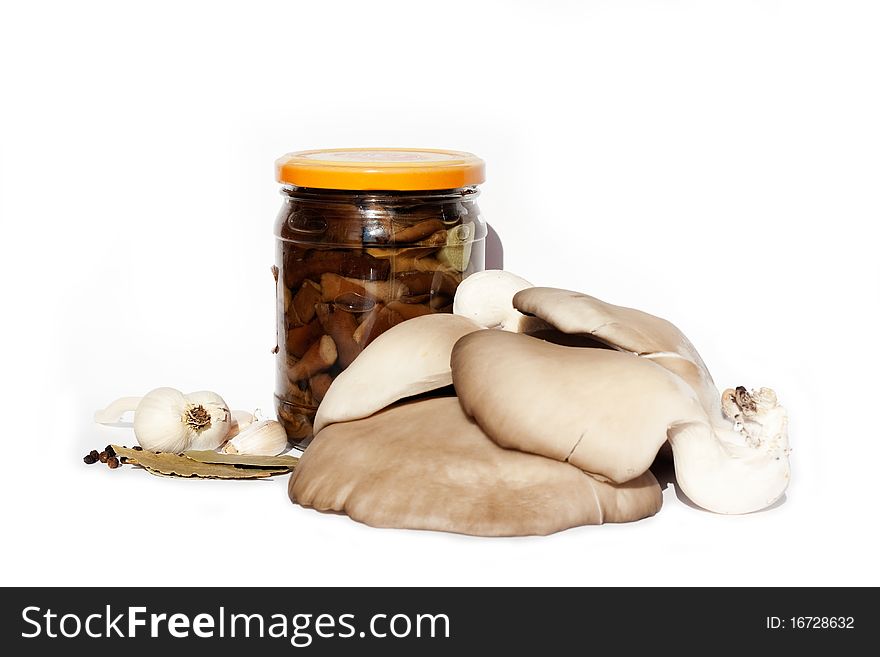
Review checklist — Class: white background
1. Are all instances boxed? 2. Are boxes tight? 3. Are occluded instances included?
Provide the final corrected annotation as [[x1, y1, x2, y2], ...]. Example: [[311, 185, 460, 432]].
[[1, 0, 878, 587]]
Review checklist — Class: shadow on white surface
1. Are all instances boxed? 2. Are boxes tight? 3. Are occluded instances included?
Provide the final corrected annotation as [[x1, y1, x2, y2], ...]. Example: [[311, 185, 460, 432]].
[[485, 224, 504, 270]]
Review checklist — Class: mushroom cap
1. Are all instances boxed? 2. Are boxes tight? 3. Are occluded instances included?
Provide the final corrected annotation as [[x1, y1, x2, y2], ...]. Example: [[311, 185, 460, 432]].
[[312, 313, 480, 434], [452, 269, 535, 330], [513, 287, 719, 418], [290, 397, 662, 536], [451, 330, 705, 483]]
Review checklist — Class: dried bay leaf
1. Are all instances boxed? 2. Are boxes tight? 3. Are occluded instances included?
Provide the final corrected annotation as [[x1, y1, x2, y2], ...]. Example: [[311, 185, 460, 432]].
[[140, 464, 285, 480], [184, 450, 299, 469], [111, 445, 291, 480]]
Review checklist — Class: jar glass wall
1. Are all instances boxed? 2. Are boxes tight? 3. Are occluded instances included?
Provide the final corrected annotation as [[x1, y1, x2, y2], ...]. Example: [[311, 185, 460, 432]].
[[274, 185, 486, 447]]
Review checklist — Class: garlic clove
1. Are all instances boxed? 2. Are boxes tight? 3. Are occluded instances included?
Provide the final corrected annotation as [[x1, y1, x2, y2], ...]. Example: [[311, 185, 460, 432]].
[[94, 396, 143, 424], [233, 410, 256, 429], [222, 420, 288, 456], [226, 410, 256, 439]]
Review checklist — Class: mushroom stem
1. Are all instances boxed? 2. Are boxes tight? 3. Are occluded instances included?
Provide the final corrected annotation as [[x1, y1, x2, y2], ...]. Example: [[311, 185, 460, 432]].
[[391, 219, 445, 243], [387, 300, 434, 320], [291, 280, 322, 325], [667, 388, 791, 514], [309, 373, 333, 403], [352, 304, 403, 347], [288, 335, 338, 382], [668, 386, 790, 514], [316, 303, 362, 368], [286, 319, 323, 358], [321, 273, 394, 304], [643, 368, 790, 514]]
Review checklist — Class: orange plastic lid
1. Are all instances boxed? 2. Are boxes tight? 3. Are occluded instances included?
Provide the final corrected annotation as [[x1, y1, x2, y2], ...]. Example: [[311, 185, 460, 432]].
[[275, 148, 485, 191]]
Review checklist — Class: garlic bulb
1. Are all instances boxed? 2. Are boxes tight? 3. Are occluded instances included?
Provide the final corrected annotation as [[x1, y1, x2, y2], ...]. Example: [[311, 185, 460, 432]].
[[222, 420, 288, 456], [132, 387, 231, 453]]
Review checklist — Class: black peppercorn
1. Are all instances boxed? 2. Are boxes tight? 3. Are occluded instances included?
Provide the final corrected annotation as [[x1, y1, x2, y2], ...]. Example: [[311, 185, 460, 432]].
[[133, 445, 143, 451], [98, 451, 109, 463], [105, 445, 116, 458], [83, 454, 97, 464], [89, 449, 99, 460], [107, 457, 120, 469], [119, 456, 129, 464]]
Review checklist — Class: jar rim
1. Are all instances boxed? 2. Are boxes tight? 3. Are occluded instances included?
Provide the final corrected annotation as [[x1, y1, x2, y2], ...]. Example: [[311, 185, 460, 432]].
[[280, 185, 480, 202], [276, 148, 485, 191]]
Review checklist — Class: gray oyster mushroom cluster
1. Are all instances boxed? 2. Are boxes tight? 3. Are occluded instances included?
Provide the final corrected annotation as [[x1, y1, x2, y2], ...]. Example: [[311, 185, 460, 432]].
[[289, 270, 790, 536]]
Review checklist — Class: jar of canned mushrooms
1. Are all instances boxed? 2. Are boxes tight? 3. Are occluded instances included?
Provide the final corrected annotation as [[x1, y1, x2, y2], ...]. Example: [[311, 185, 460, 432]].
[[273, 148, 487, 447]]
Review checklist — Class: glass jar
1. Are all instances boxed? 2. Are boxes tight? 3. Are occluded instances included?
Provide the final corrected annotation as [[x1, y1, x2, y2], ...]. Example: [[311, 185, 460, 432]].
[[273, 149, 487, 447]]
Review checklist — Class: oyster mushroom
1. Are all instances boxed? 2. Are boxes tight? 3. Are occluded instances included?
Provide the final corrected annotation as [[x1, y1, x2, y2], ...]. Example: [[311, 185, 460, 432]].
[[502, 285, 790, 514], [452, 269, 548, 332], [312, 313, 481, 434], [452, 330, 701, 484], [514, 287, 718, 415], [291, 397, 662, 536]]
